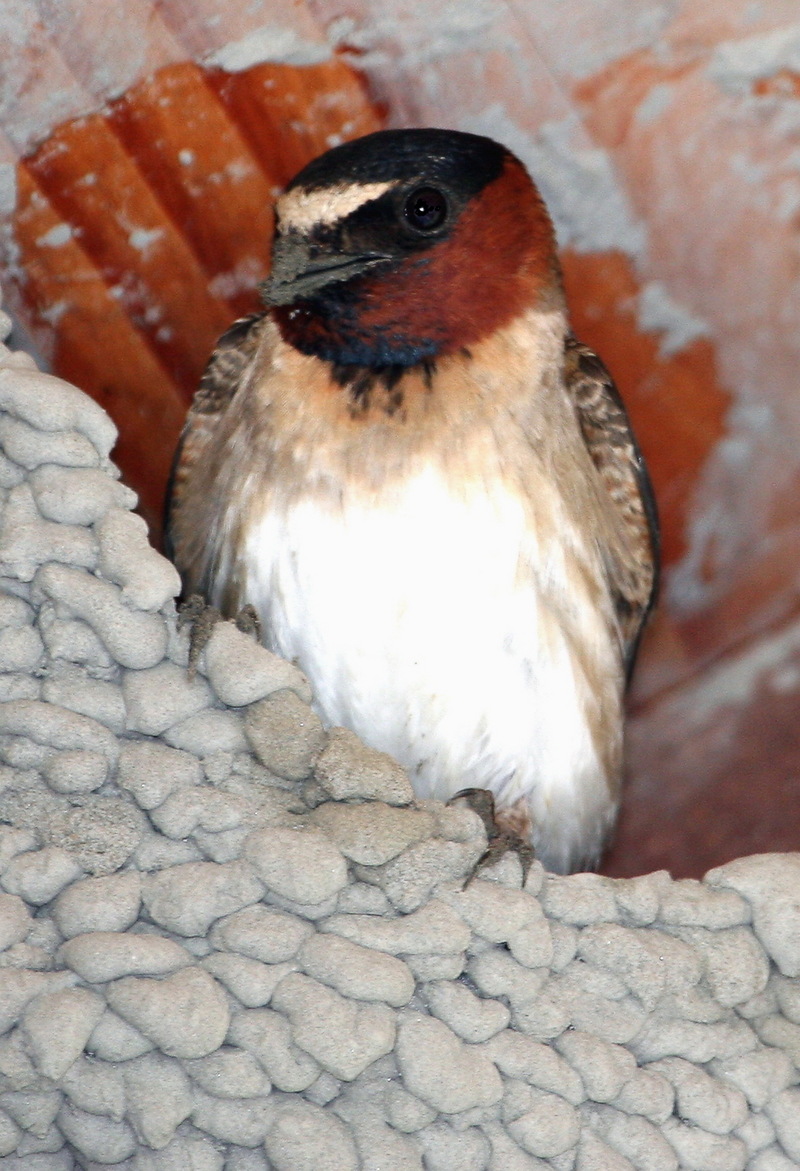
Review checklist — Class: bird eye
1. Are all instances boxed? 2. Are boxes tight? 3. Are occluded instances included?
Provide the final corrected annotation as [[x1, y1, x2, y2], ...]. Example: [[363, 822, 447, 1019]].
[[403, 186, 448, 232]]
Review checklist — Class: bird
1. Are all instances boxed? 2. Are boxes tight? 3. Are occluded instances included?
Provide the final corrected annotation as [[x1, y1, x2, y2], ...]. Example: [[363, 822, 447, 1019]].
[[165, 127, 658, 875]]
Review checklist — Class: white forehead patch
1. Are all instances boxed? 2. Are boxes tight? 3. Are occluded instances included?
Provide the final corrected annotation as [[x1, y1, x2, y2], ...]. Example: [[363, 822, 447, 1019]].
[[276, 180, 394, 233]]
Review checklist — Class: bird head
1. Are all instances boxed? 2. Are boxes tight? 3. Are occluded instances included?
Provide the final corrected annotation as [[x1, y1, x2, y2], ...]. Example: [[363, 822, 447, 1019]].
[[262, 128, 561, 371]]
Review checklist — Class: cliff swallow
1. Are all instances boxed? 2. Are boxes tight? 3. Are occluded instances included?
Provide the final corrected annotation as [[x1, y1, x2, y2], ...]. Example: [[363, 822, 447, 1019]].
[[165, 128, 658, 874]]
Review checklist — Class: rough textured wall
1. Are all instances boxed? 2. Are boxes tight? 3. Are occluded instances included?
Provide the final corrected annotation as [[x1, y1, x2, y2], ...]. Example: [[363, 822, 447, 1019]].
[[1, 4, 798, 877], [1, 304, 800, 1169], [0, 0, 383, 536], [3, 0, 800, 692]]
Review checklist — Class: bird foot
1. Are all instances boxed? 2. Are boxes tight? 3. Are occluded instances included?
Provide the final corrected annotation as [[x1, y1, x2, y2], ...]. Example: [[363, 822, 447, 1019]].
[[177, 594, 262, 679], [449, 787, 536, 885]]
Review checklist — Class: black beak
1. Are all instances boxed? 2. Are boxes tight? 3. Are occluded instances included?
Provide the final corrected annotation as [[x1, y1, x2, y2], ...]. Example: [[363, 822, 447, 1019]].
[[261, 232, 392, 306]]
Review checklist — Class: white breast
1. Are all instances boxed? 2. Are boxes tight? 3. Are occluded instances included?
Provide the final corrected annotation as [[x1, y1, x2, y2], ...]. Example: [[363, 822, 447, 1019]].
[[241, 462, 620, 873]]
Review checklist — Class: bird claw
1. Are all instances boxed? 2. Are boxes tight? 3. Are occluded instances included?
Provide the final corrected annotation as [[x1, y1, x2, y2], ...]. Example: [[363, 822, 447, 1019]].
[[177, 595, 220, 679], [449, 787, 536, 885], [177, 594, 262, 679], [234, 603, 262, 642]]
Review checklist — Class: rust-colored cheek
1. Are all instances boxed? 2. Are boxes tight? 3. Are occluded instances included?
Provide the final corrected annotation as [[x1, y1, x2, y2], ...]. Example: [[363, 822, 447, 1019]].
[[358, 158, 559, 354]]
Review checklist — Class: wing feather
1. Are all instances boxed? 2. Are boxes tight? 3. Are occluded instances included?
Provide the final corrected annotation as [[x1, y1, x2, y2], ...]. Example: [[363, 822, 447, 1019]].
[[564, 336, 659, 680], [164, 312, 269, 587]]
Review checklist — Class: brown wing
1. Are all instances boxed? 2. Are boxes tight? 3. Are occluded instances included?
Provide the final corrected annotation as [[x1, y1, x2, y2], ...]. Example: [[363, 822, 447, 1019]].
[[164, 312, 269, 584], [564, 336, 659, 681]]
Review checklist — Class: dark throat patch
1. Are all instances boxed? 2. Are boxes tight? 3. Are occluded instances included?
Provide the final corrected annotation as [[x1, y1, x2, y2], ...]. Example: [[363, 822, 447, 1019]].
[[330, 358, 436, 418]]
